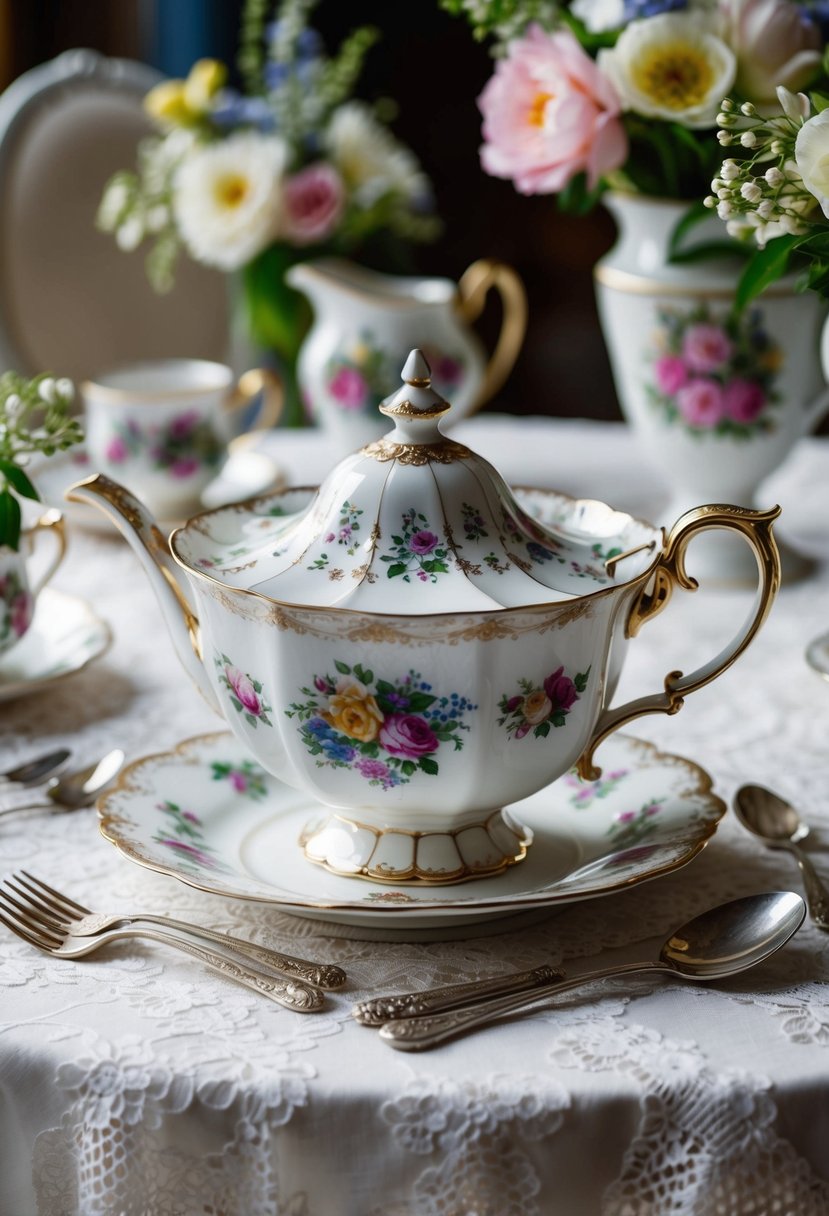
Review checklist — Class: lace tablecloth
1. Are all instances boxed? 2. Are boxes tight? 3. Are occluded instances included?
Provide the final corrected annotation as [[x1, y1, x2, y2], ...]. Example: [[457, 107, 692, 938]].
[[3, 416, 829, 1216]]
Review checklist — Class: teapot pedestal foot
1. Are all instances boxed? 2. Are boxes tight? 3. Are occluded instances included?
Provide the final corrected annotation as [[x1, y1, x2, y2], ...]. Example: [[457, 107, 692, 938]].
[[299, 807, 532, 884]]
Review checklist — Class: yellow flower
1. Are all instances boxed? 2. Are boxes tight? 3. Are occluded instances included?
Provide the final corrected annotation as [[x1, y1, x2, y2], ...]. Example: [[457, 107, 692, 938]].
[[524, 689, 553, 725], [144, 59, 227, 128], [325, 682, 384, 743]]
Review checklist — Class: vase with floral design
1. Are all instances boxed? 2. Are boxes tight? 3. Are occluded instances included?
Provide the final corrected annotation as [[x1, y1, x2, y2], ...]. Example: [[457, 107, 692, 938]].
[[286, 257, 527, 452], [595, 192, 828, 582]]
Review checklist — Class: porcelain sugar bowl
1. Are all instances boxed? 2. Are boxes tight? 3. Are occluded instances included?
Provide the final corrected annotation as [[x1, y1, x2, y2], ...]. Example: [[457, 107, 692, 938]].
[[69, 351, 781, 883]]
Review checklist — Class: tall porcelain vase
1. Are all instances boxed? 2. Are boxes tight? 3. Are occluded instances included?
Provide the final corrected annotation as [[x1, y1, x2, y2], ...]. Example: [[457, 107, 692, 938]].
[[595, 192, 828, 582]]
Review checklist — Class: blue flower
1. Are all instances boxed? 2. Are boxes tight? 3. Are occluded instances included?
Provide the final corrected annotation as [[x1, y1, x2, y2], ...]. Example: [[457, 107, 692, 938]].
[[266, 22, 323, 60], [211, 91, 275, 132], [321, 740, 356, 764], [622, 0, 687, 17], [527, 542, 556, 563], [306, 717, 335, 740]]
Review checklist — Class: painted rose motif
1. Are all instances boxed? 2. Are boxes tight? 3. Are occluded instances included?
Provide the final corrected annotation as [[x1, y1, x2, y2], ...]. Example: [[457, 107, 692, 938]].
[[565, 767, 629, 809], [104, 411, 222, 474], [285, 660, 477, 788], [498, 664, 590, 739], [153, 799, 230, 873], [646, 304, 781, 437], [608, 798, 666, 846], [0, 568, 33, 649], [381, 509, 450, 583], [215, 653, 274, 727], [325, 332, 391, 413], [210, 759, 268, 799]]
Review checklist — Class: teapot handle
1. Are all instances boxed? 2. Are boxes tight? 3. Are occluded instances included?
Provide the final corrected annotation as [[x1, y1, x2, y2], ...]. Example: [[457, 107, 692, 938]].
[[456, 260, 528, 410], [575, 504, 781, 781], [224, 368, 283, 435]]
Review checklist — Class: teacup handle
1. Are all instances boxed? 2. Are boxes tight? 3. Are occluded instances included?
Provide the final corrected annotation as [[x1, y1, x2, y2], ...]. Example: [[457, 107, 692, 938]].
[[23, 508, 67, 596], [456, 259, 528, 410], [576, 504, 781, 781], [224, 368, 283, 435]]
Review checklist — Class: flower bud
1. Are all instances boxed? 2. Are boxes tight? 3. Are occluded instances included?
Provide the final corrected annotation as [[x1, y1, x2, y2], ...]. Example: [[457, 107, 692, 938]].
[[38, 378, 56, 405], [55, 378, 74, 402], [740, 131, 758, 148], [741, 181, 762, 203]]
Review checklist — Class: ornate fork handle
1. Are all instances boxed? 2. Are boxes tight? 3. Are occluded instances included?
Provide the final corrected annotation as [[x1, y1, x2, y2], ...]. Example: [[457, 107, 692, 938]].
[[352, 965, 562, 1026], [73, 926, 325, 1012], [76, 912, 346, 989]]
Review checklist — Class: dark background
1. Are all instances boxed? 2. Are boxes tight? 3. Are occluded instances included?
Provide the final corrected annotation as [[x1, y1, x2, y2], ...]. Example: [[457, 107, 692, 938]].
[[0, 0, 621, 420]]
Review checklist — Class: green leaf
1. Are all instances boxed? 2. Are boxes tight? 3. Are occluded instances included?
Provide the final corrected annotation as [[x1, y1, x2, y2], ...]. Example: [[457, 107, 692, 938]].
[[0, 488, 21, 550], [734, 235, 802, 313], [669, 241, 750, 266], [419, 756, 439, 775], [667, 200, 712, 261], [401, 760, 416, 777], [334, 660, 351, 675], [0, 462, 40, 501], [407, 692, 437, 712], [534, 721, 551, 738], [386, 563, 407, 578], [811, 90, 829, 113], [362, 669, 373, 686]]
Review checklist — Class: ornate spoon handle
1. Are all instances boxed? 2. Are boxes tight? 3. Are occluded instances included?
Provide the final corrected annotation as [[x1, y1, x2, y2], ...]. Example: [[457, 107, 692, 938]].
[[785, 845, 829, 929], [379, 961, 665, 1050], [352, 965, 562, 1026]]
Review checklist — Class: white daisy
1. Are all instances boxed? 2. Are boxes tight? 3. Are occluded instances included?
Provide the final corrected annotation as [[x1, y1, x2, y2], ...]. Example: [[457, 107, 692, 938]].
[[173, 132, 288, 271], [325, 102, 430, 208], [598, 13, 736, 129]]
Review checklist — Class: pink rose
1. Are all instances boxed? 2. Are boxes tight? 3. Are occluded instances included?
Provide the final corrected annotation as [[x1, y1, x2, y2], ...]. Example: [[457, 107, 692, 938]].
[[409, 530, 439, 555], [723, 377, 766, 423], [654, 355, 689, 396], [168, 410, 199, 440], [720, 0, 822, 105], [544, 666, 579, 712], [282, 163, 344, 246], [682, 324, 733, 373], [106, 435, 128, 463], [224, 664, 262, 716], [676, 378, 725, 428], [328, 366, 368, 410], [379, 713, 438, 759], [478, 25, 627, 195], [10, 591, 32, 638], [170, 457, 200, 479]]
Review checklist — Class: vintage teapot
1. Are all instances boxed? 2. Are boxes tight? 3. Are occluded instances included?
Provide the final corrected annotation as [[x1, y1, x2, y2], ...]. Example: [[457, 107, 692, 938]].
[[69, 351, 780, 884], [285, 257, 527, 450]]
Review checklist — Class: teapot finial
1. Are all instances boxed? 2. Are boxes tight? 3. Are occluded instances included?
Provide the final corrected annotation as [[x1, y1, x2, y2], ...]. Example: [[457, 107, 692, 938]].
[[379, 349, 451, 424]]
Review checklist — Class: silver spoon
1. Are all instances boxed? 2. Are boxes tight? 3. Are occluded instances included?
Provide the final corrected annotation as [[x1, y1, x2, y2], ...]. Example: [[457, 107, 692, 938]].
[[378, 891, 806, 1051], [1, 749, 71, 787], [735, 784, 829, 929], [0, 750, 125, 818]]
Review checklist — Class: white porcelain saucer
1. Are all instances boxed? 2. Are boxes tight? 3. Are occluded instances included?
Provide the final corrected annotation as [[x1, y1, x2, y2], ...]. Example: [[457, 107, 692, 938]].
[[806, 632, 829, 682], [0, 589, 112, 702], [30, 444, 287, 533], [98, 731, 725, 929]]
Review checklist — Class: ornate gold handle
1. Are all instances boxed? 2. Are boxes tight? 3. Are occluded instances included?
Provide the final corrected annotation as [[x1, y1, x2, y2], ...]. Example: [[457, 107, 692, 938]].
[[456, 259, 528, 410], [225, 367, 283, 433], [576, 504, 781, 781], [23, 508, 67, 595]]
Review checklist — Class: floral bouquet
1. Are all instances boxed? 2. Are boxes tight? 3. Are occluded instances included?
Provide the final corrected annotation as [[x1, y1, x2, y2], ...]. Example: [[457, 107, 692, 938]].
[[97, 0, 439, 424], [706, 84, 829, 307], [442, 0, 823, 211], [0, 373, 79, 551]]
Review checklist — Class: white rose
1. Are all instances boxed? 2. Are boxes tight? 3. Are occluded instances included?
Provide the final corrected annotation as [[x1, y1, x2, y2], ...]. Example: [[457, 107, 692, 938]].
[[795, 109, 829, 218]]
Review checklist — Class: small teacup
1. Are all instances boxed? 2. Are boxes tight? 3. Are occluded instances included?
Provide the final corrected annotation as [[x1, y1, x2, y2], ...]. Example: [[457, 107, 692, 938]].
[[0, 510, 66, 656], [83, 359, 282, 519]]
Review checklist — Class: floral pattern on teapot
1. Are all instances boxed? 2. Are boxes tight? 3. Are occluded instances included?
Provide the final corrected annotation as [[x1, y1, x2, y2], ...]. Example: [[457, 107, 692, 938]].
[[498, 665, 590, 740], [285, 661, 478, 789], [215, 654, 274, 727], [646, 305, 782, 437], [380, 509, 451, 583]]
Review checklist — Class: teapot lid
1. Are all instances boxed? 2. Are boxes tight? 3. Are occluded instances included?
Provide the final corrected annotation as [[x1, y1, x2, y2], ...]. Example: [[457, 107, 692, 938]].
[[172, 350, 660, 611]]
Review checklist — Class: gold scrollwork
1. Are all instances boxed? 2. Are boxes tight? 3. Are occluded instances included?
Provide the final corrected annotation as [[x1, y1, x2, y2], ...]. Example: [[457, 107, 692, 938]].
[[360, 437, 473, 465]]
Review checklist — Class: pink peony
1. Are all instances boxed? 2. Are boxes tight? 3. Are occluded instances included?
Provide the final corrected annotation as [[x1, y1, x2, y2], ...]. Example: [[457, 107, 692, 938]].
[[676, 378, 725, 428], [478, 24, 627, 195], [105, 435, 128, 463], [720, 0, 822, 105], [654, 355, 689, 396], [328, 366, 368, 410], [224, 664, 262, 716], [723, 377, 766, 423], [682, 324, 733, 373], [379, 713, 438, 759], [544, 666, 579, 712], [282, 162, 344, 246]]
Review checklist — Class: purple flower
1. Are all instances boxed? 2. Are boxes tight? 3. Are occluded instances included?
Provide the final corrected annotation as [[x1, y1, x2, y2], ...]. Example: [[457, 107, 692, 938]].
[[385, 692, 410, 709], [514, 722, 531, 739], [314, 676, 329, 693], [168, 410, 200, 440], [379, 713, 438, 759], [170, 456, 200, 479], [228, 772, 248, 793], [723, 378, 766, 423], [416, 570, 429, 581], [409, 531, 439, 555], [357, 758, 391, 780], [504, 695, 524, 713], [325, 532, 336, 543], [543, 666, 579, 712]]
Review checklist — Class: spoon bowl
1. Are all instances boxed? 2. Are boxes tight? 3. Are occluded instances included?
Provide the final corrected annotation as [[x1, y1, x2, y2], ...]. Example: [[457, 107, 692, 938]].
[[1, 749, 71, 787], [660, 890, 807, 979], [0, 750, 125, 818], [735, 785, 829, 928]]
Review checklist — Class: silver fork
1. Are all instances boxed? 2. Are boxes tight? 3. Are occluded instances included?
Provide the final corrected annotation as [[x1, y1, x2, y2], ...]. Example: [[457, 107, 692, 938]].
[[10, 871, 346, 990], [0, 881, 324, 1013]]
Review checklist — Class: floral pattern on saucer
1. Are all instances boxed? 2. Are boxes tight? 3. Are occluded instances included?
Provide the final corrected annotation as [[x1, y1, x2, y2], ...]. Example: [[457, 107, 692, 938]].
[[285, 660, 477, 788], [96, 731, 726, 929]]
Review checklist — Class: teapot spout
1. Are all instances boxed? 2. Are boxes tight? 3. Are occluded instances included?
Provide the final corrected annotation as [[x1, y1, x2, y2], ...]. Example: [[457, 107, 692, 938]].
[[65, 475, 221, 714]]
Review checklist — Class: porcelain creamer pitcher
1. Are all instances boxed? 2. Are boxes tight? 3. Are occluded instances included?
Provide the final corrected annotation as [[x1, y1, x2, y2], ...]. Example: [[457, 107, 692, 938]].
[[69, 351, 780, 884], [286, 257, 527, 450]]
